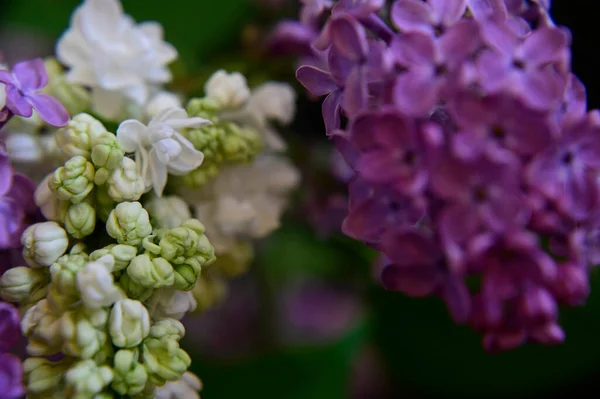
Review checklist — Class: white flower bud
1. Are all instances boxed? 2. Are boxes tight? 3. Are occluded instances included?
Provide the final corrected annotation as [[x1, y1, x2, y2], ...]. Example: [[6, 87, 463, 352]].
[[35, 174, 69, 222], [145, 195, 191, 229], [54, 113, 108, 159], [145, 91, 183, 120], [106, 202, 153, 245], [156, 371, 203, 399], [22, 222, 69, 267], [109, 299, 151, 348], [0, 266, 49, 303], [49, 156, 95, 203], [204, 70, 250, 109], [108, 157, 145, 202], [146, 288, 197, 320], [76, 255, 124, 309], [22, 299, 63, 356], [248, 82, 297, 125]]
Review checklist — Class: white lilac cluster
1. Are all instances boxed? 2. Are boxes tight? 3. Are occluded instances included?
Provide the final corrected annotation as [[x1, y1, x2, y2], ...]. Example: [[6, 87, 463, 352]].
[[0, 0, 300, 397]]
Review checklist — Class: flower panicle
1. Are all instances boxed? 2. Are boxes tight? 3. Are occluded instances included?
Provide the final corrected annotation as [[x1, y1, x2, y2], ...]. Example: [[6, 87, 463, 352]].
[[283, 0, 596, 352]]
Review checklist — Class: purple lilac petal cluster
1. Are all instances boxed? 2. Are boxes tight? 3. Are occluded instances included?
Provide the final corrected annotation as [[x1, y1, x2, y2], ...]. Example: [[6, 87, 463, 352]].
[[0, 58, 69, 128], [280, 0, 597, 351], [0, 302, 25, 399]]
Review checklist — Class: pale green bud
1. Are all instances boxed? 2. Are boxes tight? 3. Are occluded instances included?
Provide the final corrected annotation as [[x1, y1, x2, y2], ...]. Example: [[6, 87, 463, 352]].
[[130, 382, 157, 399], [47, 253, 87, 311], [64, 360, 113, 398], [106, 202, 152, 245], [54, 113, 108, 159], [111, 349, 148, 396], [186, 97, 220, 120], [108, 157, 145, 202], [141, 234, 162, 255], [146, 288, 197, 320], [0, 266, 49, 303], [44, 58, 91, 116], [76, 255, 124, 309], [24, 357, 73, 394], [172, 161, 220, 188], [109, 299, 151, 348], [65, 201, 96, 238], [60, 309, 107, 360], [22, 299, 63, 356], [95, 184, 116, 222], [145, 196, 191, 229], [91, 132, 124, 171], [50, 156, 95, 203], [22, 222, 69, 267], [158, 226, 200, 263], [35, 174, 70, 222], [118, 274, 155, 302], [148, 318, 186, 343], [90, 244, 137, 272], [127, 254, 175, 288], [142, 340, 191, 386], [172, 257, 202, 291]]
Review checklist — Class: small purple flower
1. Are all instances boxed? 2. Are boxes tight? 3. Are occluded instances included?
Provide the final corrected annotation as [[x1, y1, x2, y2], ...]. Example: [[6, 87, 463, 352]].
[[476, 22, 570, 110], [526, 111, 600, 221], [0, 302, 20, 353], [0, 352, 25, 399], [0, 58, 69, 127]]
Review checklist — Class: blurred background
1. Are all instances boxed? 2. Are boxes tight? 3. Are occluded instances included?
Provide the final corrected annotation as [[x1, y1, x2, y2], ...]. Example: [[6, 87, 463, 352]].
[[1, 0, 600, 397]]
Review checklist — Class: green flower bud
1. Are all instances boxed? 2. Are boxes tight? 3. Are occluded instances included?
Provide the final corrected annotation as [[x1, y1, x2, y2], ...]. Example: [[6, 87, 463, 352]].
[[47, 253, 87, 311], [142, 340, 191, 386], [141, 234, 162, 255], [0, 266, 49, 303], [22, 222, 69, 267], [24, 357, 73, 394], [60, 309, 108, 359], [91, 132, 125, 171], [90, 244, 137, 272], [186, 97, 220, 120], [22, 299, 63, 356], [50, 156, 95, 203], [64, 360, 113, 398], [111, 349, 148, 396], [108, 157, 145, 202], [192, 274, 228, 313], [109, 299, 151, 348], [172, 161, 220, 188], [185, 124, 223, 160], [35, 174, 70, 222], [213, 239, 253, 277], [106, 202, 152, 245], [172, 257, 202, 291], [158, 226, 200, 263], [130, 382, 156, 399], [219, 122, 263, 163], [148, 318, 186, 344], [43, 58, 91, 116], [65, 201, 96, 238], [77, 255, 124, 309], [54, 113, 107, 160], [127, 254, 175, 288], [118, 274, 155, 302]]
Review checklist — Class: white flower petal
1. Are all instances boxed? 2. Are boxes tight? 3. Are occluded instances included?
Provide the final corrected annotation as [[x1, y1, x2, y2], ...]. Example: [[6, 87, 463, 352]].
[[149, 149, 168, 197], [116, 119, 146, 152], [167, 132, 204, 174]]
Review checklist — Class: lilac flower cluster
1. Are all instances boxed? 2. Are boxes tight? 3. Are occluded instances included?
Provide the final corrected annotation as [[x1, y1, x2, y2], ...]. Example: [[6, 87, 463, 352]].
[[276, 0, 595, 351]]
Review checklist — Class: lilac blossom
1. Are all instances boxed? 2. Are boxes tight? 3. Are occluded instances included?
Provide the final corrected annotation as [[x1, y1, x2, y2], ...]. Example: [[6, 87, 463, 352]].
[[280, 0, 595, 351], [0, 58, 69, 127], [0, 302, 24, 398]]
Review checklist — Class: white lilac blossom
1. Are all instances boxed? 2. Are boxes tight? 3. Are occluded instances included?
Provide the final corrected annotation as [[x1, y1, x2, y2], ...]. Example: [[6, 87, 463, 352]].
[[76, 255, 124, 309], [204, 70, 251, 109], [116, 108, 210, 196], [56, 0, 177, 120], [155, 371, 203, 399], [144, 91, 184, 121]]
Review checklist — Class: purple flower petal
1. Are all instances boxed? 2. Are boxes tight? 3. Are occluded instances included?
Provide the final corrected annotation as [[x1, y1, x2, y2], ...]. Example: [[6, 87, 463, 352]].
[[329, 15, 369, 61], [466, 0, 508, 21], [381, 264, 441, 296], [322, 90, 343, 133], [390, 31, 436, 68], [342, 67, 368, 115], [357, 150, 405, 183], [393, 71, 439, 116], [296, 65, 338, 96], [27, 92, 70, 126], [441, 275, 472, 323], [0, 352, 25, 399], [0, 154, 13, 197], [430, 0, 468, 28], [11, 58, 48, 91], [390, 0, 433, 33], [4, 85, 33, 118], [6, 173, 36, 215], [518, 26, 569, 67]]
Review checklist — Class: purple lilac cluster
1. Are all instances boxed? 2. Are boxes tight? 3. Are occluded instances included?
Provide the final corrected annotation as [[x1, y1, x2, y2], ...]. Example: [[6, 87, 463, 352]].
[[274, 0, 595, 351]]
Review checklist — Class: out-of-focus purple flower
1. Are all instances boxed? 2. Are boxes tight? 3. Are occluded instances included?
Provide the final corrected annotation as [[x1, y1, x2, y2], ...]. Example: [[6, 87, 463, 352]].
[[0, 58, 69, 127], [269, 20, 319, 55], [0, 145, 37, 249], [0, 302, 20, 353], [280, 0, 594, 351], [0, 352, 25, 399]]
